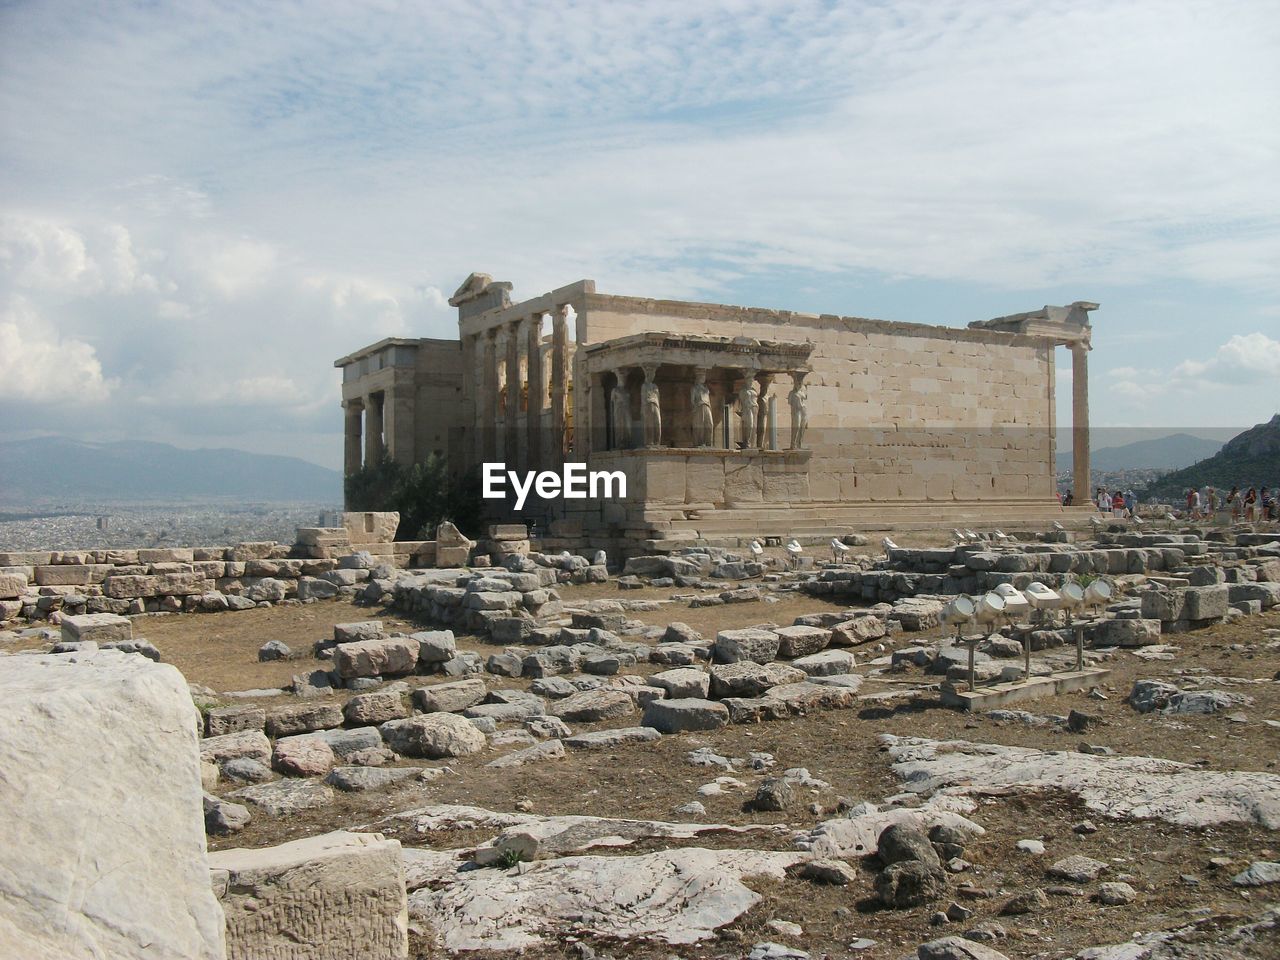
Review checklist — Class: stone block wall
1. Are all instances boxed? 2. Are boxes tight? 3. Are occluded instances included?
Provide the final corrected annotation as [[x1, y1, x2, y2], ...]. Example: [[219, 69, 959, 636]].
[[581, 296, 1056, 505], [0, 514, 458, 625], [0, 544, 336, 621]]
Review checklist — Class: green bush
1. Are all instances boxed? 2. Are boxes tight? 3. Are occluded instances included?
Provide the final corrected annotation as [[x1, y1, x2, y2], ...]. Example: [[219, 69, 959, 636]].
[[344, 454, 484, 540]]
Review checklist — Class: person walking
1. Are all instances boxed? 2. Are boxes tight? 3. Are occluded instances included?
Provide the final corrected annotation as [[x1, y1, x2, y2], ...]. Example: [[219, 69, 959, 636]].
[[1098, 488, 1111, 512], [1206, 486, 1218, 516], [1244, 487, 1257, 522], [1227, 486, 1241, 522]]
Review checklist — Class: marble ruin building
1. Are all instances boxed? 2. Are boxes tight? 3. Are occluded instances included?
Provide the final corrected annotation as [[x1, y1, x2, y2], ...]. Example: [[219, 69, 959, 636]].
[[337, 274, 1097, 546]]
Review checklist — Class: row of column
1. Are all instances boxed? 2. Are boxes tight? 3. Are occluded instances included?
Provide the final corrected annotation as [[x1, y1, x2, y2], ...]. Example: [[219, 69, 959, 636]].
[[473, 307, 573, 472], [342, 394, 383, 475], [344, 386, 411, 476], [606, 365, 809, 452]]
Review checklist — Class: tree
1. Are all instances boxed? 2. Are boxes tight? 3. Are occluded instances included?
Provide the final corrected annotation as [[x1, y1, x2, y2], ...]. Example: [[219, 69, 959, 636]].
[[343, 454, 484, 540]]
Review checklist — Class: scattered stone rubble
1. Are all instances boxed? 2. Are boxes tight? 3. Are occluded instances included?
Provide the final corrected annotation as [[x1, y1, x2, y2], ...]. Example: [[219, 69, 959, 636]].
[[2, 521, 1278, 958]]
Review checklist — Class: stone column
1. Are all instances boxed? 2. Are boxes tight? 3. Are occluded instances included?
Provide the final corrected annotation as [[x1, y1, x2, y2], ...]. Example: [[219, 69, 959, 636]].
[[481, 330, 498, 462], [1071, 343, 1090, 504], [343, 400, 363, 475], [460, 334, 477, 473], [737, 369, 759, 449], [364, 393, 384, 465], [551, 307, 569, 463], [506, 320, 522, 469], [526, 314, 544, 473], [384, 381, 415, 466]]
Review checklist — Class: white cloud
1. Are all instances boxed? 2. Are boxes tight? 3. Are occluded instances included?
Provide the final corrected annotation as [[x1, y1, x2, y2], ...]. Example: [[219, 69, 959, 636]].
[[0, 214, 157, 295], [181, 234, 279, 299], [1173, 333, 1280, 383], [113, 174, 212, 220], [1093, 333, 1280, 418], [0, 297, 114, 402], [3, 1, 1277, 296], [0, 216, 94, 291], [1, 0, 1278, 460]]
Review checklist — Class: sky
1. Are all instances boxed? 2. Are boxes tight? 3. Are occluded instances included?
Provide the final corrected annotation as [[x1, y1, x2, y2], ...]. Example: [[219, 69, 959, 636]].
[[1, 0, 1277, 471]]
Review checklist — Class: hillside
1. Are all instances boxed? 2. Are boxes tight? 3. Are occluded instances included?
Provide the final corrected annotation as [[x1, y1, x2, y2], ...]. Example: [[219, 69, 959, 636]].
[[1138, 414, 1280, 500], [0, 437, 342, 505], [1054, 432, 1223, 472]]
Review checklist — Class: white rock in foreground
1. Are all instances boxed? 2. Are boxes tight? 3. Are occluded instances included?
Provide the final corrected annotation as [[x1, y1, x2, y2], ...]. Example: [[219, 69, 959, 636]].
[[209, 830, 407, 960], [472, 809, 787, 863], [796, 796, 984, 859], [409, 846, 805, 950], [0, 651, 225, 960], [880, 734, 1280, 829]]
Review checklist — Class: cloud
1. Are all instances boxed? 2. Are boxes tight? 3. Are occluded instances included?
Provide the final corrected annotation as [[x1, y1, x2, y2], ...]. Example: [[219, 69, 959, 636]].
[[0, 216, 94, 291], [1173, 333, 1280, 383], [3, 1, 1278, 296], [0, 214, 156, 295], [0, 296, 115, 402], [181, 234, 279, 299], [1094, 333, 1280, 414], [1, 0, 1278, 462]]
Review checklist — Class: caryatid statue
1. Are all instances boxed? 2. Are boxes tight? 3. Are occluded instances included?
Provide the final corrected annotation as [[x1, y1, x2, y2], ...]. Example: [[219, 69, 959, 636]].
[[691, 367, 714, 447], [738, 371, 759, 449], [755, 372, 774, 449], [788, 372, 808, 450], [641, 365, 662, 447], [610, 370, 631, 449]]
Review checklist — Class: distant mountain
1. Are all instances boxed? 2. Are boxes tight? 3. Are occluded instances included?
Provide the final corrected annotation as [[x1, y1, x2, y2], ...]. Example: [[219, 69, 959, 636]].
[[1138, 415, 1280, 500], [1055, 432, 1224, 472], [0, 437, 342, 505]]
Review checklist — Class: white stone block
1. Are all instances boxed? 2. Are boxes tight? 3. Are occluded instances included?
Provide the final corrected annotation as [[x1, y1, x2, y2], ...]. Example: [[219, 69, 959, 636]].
[[60, 612, 133, 644], [209, 830, 407, 960], [0, 651, 225, 959]]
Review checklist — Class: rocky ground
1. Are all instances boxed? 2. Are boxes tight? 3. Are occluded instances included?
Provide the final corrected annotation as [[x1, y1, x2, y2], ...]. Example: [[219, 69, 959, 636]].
[[8, 576, 1280, 959]]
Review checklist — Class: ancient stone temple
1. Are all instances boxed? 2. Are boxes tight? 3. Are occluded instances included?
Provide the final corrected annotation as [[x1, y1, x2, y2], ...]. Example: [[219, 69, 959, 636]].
[[336, 273, 1096, 548]]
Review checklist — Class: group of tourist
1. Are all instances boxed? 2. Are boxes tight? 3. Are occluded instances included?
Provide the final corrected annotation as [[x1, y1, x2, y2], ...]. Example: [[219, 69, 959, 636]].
[[1209, 485, 1278, 522], [1175, 485, 1278, 522], [1060, 484, 1280, 523], [1094, 488, 1138, 518]]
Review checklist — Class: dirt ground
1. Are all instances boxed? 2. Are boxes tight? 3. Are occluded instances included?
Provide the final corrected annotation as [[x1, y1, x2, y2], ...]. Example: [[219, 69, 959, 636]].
[[27, 584, 1280, 958]]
